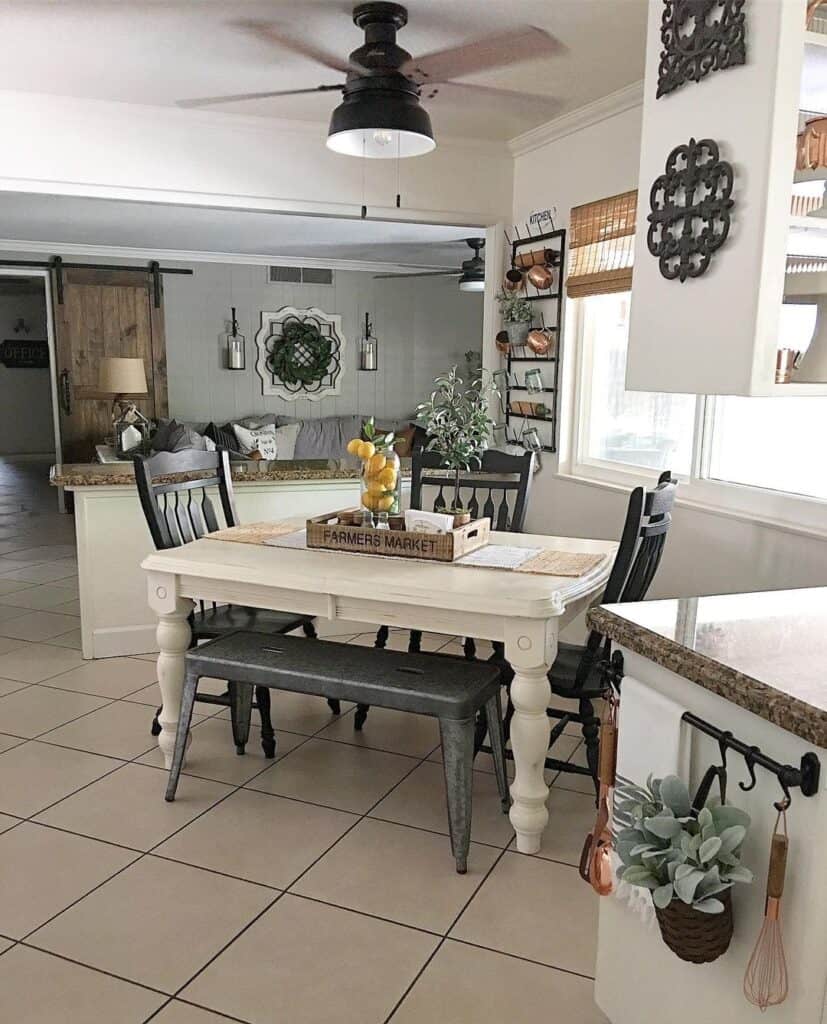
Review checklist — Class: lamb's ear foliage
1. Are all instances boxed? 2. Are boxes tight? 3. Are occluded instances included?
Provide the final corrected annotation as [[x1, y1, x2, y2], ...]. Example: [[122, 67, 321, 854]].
[[615, 774, 753, 913]]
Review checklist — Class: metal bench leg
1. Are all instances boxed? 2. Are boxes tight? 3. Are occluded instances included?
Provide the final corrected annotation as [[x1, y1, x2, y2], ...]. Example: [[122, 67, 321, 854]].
[[439, 716, 475, 874], [408, 629, 422, 653], [229, 681, 254, 755], [165, 670, 199, 802], [463, 637, 477, 661], [256, 686, 277, 758], [485, 692, 510, 813]]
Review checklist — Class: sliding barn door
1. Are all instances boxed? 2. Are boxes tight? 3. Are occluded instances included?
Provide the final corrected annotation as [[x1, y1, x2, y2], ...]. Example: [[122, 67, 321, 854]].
[[52, 269, 168, 462]]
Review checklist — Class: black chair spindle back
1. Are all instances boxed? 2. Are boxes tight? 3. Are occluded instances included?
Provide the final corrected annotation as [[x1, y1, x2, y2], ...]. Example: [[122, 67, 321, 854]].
[[134, 449, 238, 552], [411, 449, 534, 533]]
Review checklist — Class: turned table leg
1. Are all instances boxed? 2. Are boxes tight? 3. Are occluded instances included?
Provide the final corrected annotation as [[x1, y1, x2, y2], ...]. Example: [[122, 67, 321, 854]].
[[505, 619, 556, 854], [155, 596, 194, 770]]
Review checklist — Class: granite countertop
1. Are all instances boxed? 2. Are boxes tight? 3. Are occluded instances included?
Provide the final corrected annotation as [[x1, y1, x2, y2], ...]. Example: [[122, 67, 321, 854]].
[[51, 459, 412, 488], [588, 588, 827, 747]]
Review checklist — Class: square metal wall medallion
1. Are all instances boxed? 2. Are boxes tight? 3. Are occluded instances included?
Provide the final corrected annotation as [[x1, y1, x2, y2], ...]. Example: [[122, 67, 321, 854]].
[[657, 0, 747, 98], [647, 138, 735, 282]]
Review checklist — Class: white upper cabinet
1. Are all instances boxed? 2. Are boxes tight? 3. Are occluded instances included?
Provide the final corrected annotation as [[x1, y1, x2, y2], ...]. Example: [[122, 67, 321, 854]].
[[626, 0, 827, 396]]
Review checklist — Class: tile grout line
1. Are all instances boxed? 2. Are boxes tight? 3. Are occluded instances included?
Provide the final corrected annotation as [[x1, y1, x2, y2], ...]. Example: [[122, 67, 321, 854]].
[[383, 844, 512, 1024], [163, 740, 434, 1005]]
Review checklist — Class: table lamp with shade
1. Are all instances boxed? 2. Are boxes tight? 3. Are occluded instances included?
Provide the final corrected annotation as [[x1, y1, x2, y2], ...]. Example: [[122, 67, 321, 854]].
[[98, 357, 150, 454]]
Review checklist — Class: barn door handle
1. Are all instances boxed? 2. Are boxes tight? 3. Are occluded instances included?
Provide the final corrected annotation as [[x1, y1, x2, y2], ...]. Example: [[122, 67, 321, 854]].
[[59, 369, 72, 415]]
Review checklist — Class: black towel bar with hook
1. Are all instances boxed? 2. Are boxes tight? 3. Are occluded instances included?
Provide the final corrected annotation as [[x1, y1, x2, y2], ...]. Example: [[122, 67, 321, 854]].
[[681, 711, 821, 798]]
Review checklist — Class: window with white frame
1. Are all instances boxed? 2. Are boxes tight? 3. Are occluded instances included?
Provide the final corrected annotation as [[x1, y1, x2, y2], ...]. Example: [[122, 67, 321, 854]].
[[569, 291, 827, 518]]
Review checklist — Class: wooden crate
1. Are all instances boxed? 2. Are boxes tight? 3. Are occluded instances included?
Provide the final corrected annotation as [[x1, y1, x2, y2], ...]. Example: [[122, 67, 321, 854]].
[[306, 509, 490, 562]]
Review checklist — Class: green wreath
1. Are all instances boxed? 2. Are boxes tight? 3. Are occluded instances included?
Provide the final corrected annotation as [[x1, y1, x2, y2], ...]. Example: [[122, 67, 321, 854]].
[[266, 320, 333, 386]]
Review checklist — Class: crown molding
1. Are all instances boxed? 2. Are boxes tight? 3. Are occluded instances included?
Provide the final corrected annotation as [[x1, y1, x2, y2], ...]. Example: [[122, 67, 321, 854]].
[[508, 80, 644, 158], [0, 237, 458, 276]]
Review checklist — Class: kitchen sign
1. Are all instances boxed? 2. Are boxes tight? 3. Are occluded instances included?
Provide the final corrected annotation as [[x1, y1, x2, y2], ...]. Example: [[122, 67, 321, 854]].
[[0, 339, 49, 369]]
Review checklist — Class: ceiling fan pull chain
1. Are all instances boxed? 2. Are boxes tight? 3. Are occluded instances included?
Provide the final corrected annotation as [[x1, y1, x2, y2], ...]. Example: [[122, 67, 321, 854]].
[[396, 137, 402, 209], [361, 136, 368, 219]]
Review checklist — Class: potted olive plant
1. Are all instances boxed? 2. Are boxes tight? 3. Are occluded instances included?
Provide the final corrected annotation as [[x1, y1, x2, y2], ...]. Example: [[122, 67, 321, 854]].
[[416, 366, 498, 525], [615, 775, 753, 964], [496, 292, 533, 345]]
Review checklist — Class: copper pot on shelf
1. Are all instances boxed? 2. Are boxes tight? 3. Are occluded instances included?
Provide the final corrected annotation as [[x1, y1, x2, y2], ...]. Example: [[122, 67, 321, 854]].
[[527, 264, 553, 290], [503, 267, 525, 293], [526, 329, 552, 356]]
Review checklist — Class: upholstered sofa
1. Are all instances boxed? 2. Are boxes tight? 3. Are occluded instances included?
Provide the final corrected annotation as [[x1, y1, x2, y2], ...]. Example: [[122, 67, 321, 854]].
[[151, 413, 420, 465]]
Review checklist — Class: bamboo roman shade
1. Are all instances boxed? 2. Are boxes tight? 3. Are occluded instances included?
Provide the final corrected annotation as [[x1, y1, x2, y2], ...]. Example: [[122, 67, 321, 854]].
[[567, 190, 637, 298]]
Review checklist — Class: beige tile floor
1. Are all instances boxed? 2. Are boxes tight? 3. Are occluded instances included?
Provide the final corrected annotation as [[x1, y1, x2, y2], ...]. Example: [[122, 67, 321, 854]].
[[0, 460, 607, 1024]]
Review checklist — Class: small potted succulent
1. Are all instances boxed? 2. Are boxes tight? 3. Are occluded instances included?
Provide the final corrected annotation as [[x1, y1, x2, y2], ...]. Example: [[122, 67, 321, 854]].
[[615, 774, 753, 964], [416, 366, 498, 526], [496, 292, 533, 346]]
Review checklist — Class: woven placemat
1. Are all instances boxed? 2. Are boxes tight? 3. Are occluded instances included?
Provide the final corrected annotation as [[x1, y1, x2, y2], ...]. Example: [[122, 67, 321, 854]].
[[514, 549, 608, 577], [205, 521, 299, 545]]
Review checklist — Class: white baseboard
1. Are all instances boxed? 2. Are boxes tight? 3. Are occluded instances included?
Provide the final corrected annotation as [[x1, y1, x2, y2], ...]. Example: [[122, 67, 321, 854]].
[[90, 624, 158, 659]]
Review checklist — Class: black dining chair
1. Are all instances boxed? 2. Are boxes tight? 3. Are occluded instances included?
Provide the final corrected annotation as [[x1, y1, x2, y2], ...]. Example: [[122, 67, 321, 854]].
[[134, 448, 340, 757], [358, 449, 534, 731], [497, 470, 678, 792]]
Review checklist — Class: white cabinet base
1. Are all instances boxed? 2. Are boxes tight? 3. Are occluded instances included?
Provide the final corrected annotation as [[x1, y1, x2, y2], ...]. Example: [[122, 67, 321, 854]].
[[595, 648, 827, 1024]]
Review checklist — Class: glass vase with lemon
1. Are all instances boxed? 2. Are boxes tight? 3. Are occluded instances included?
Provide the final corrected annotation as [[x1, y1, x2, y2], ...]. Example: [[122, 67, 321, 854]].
[[346, 418, 401, 520]]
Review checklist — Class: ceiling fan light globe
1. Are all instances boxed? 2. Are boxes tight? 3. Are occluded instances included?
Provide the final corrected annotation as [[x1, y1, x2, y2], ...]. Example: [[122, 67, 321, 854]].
[[458, 276, 485, 292], [327, 89, 435, 158]]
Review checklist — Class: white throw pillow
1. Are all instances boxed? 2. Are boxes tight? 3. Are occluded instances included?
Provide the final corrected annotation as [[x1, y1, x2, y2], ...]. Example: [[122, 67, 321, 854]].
[[272, 422, 300, 460], [233, 422, 278, 460]]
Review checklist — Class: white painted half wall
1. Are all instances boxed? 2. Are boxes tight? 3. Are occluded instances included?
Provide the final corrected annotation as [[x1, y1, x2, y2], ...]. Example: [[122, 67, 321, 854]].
[[160, 264, 482, 425], [509, 101, 827, 599]]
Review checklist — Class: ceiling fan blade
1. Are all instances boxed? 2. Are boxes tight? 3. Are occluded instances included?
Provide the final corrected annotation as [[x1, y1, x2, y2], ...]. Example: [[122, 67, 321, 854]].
[[424, 80, 559, 115], [235, 19, 351, 73], [405, 27, 562, 84], [177, 84, 343, 109], [374, 271, 460, 280]]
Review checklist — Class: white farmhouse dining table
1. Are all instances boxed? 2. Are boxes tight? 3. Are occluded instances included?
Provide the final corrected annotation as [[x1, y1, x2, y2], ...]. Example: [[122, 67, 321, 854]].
[[142, 529, 617, 854]]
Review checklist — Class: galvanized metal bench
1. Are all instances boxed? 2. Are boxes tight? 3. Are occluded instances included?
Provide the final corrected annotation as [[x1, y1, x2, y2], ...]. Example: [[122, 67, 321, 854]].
[[165, 630, 510, 873]]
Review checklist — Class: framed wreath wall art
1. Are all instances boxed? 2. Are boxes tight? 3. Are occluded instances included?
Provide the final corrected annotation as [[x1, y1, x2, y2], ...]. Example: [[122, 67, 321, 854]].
[[255, 306, 345, 400]]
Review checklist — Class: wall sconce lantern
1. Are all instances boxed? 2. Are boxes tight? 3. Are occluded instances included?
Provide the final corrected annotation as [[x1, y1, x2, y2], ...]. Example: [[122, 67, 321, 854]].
[[359, 313, 378, 371], [225, 307, 246, 371]]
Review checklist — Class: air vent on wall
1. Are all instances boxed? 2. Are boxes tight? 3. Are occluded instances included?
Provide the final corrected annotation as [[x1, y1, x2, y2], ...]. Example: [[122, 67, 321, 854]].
[[268, 266, 334, 286]]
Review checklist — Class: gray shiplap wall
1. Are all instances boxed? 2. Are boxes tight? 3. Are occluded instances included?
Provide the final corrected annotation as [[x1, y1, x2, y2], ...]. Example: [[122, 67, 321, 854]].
[[163, 264, 483, 424]]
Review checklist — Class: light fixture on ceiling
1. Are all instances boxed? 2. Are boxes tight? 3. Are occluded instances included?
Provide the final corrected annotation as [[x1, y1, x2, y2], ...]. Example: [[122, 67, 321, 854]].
[[457, 238, 486, 292], [178, 9, 563, 164], [326, 4, 434, 158]]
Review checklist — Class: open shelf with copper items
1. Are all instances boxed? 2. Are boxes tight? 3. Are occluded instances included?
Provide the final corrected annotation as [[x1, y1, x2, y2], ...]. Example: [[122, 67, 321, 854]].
[[501, 226, 566, 453]]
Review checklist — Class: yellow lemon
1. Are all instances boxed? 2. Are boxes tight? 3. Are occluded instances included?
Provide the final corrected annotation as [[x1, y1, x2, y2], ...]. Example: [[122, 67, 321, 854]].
[[376, 495, 394, 512], [377, 466, 397, 488], [346, 438, 363, 456], [357, 441, 376, 461], [361, 492, 377, 510], [366, 480, 385, 497], [366, 452, 387, 476]]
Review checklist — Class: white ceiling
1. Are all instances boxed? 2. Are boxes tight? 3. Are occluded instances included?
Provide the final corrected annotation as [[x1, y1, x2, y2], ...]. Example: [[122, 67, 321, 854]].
[[0, 192, 482, 267], [0, 0, 647, 141]]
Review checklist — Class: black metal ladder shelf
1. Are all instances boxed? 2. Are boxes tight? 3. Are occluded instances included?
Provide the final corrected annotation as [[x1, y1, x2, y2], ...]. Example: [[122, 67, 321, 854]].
[[503, 226, 566, 454]]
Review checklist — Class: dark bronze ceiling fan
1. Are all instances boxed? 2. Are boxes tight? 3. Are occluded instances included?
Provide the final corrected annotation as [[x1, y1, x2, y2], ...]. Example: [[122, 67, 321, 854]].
[[178, 3, 561, 157], [375, 238, 486, 292]]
